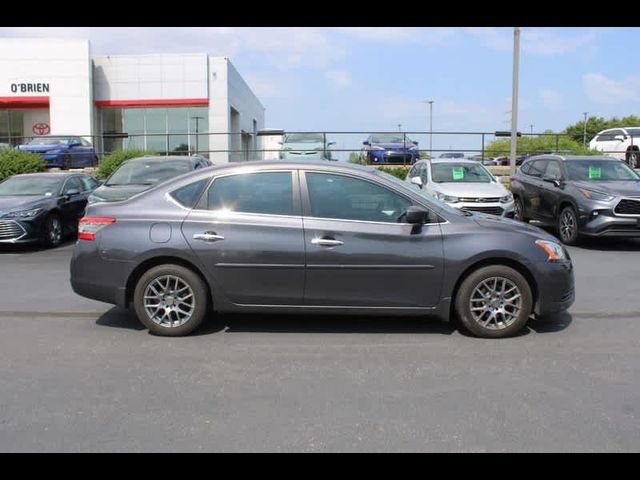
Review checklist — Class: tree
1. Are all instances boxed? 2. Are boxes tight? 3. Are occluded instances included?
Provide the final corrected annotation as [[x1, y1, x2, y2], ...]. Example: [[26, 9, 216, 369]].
[[483, 130, 597, 158]]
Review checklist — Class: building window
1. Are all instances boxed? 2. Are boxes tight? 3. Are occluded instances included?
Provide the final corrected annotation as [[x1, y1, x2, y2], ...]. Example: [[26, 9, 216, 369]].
[[100, 106, 209, 157]]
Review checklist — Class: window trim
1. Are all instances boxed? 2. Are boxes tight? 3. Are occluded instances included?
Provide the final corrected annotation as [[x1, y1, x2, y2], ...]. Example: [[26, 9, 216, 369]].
[[193, 169, 302, 217]]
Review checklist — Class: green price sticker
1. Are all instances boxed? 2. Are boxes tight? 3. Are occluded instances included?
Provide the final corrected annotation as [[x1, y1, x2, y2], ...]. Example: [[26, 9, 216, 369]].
[[452, 167, 465, 181], [588, 166, 602, 179]]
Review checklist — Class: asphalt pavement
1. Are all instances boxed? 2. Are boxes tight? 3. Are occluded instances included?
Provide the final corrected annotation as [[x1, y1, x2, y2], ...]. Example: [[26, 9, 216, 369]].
[[0, 236, 639, 452]]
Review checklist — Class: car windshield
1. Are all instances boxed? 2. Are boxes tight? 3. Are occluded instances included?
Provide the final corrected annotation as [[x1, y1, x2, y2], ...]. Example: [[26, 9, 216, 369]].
[[27, 137, 71, 146], [565, 160, 640, 182], [370, 135, 411, 144], [0, 176, 62, 196], [625, 128, 640, 137], [106, 159, 192, 186], [432, 163, 494, 183], [283, 133, 324, 143]]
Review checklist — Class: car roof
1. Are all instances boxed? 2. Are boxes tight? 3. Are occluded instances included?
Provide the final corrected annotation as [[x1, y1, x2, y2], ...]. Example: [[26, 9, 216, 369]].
[[523, 154, 622, 163], [12, 172, 87, 179], [125, 155, 199, 162]]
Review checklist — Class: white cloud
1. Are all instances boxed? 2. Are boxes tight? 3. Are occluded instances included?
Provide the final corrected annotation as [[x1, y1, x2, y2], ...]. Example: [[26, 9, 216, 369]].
[[583, 73, 640, 104], [466, 27, 597, 56], [324, 70, 352, 88], [539, 89, 564, 108], [337, 27, 456, 44]]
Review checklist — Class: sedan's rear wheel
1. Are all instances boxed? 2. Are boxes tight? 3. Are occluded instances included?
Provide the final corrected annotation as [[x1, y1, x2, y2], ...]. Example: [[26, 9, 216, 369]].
[[133, 264, 208, 336], [455, 265, 533, 338]]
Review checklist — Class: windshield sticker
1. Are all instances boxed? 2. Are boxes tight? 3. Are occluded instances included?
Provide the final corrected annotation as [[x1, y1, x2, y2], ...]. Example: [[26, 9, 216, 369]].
[[588, 166, 602, 179], [452, 167, 465, 181]]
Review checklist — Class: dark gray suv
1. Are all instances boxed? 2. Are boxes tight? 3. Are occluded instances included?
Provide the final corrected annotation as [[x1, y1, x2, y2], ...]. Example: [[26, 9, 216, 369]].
[[70, 161, 574, 338], [510, 155, 640, 245]]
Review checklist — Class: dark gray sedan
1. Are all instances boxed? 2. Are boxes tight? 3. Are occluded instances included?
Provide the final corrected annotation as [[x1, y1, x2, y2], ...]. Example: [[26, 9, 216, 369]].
[[70, 161, 575, 338]]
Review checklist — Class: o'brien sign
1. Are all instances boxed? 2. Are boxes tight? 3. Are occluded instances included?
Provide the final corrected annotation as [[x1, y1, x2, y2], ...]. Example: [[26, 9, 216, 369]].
[[10, 83, 50, 93]]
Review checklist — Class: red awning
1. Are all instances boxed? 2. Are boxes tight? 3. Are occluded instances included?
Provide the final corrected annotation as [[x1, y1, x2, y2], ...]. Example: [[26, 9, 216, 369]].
[[0, 96, 50, 109]]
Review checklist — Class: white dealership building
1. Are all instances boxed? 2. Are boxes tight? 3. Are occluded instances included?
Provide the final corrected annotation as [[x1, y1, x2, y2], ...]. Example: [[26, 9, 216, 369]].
[[0, 37, 265, 163]]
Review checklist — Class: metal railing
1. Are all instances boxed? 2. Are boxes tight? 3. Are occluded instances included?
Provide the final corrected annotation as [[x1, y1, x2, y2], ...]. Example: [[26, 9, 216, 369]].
[[2, 130, 636, 168]]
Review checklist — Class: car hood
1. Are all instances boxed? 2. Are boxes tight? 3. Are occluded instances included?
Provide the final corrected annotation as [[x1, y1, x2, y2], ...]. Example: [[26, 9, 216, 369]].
[[430, 182, 507, 198], [18, 144, 65, 153], [282, 142, 324, 151], [372, 143, 414, 150], [471, 213, 558, 241], [0, 195, 51, 215], [92, 184, 151, 202], [572, 180, 640, 197]]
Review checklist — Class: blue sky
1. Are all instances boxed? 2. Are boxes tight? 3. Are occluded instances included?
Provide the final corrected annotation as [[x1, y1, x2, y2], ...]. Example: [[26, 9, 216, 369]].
[[2, 27, 639, 158]]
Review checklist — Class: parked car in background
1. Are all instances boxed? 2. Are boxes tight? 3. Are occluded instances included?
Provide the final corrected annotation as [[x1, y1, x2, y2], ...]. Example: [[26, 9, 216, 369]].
[[481, 158, 500, 166], [405, 159, 514, 218], [70, 160, 574, 339], [89, 155, 212, 204], [589, 127, 640, 168], [17, 136, 97, 169], [279, 133, 334, 161], [439, 152, 465, 159], [510, 155, 640, 245], [0, 172, 98, 247], [360, 134, 420, 165]]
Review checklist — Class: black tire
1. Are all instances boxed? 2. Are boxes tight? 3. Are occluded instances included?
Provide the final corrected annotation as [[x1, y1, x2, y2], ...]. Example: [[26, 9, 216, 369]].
[[43, 213, 63, 248], [557, 205, 579, 245], [627, 150, 639, 169], [513, 196, 529, 223], [455, 265, 533, 338], [133, 264, 209, 336], [62, 154, 72, 170]]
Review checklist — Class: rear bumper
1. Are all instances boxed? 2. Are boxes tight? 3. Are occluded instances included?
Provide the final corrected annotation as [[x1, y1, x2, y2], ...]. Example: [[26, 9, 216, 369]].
[[70, 239, 132, 307]]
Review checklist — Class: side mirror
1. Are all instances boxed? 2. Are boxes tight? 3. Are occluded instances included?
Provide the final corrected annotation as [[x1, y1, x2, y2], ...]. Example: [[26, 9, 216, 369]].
[[327, 142, 336, 146], [542, 175, 562, 188], [410, 176, 423, 188], [65, 188, 81, 197], [363, 141, 370, 146], [412, 141, 419, 146], [277, 141, 283, 145], [405, 206, 431, 225]]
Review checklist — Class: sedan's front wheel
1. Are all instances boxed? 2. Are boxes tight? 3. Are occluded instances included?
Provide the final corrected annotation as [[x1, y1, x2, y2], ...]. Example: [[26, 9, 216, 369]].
[[133, 264, 209, 336], [455, 265, 533, 338]]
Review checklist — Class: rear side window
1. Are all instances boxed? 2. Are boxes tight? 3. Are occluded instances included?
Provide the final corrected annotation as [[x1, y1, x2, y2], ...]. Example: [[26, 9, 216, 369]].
[[207, 172, 294, 215], [170, 179, 209, 208]]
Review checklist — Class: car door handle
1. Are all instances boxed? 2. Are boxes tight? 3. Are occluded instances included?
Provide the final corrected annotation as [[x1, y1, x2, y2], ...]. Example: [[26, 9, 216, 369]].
[[311, 238, 344, 247], [193, 232, 225, 242]]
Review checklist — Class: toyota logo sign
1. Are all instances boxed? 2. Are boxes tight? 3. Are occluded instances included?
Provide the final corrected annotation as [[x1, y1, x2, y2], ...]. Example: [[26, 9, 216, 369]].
[[32, 123, 50, 136]]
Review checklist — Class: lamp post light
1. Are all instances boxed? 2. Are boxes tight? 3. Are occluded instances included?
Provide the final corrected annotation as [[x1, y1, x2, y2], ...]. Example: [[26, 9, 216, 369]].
[[509, 27, 521, 178], [423, 100, 434, 155]]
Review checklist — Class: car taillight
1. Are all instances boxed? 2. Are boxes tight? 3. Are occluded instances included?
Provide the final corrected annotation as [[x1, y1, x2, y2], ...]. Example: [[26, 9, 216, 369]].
[[78, 216, 116, 241]]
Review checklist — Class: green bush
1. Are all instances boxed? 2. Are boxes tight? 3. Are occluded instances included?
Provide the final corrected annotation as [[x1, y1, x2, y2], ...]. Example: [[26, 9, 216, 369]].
[[0, 149, 46, 181], [97, 149, 157, 179], [376, 166, 410, 180]]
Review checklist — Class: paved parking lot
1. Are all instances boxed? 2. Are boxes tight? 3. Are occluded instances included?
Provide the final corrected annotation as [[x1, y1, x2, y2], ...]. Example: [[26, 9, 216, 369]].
[[1, 235, 640, 451]]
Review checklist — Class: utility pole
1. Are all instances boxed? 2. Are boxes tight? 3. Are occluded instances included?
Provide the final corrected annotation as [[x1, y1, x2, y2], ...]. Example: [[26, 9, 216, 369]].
[[397, 124, 402, 132], [423, 100, 434, 154], [530, 124, 534, 135], [583, 112, 588, 149], [509, 27, 521, 177]]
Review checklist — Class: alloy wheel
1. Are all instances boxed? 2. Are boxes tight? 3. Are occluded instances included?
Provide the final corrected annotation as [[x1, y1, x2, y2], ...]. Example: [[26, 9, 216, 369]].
[[469, 277, 522, 330], [560, 210, 575, 242], [143, 275, 195, 328], [48, 216, 62, 246]]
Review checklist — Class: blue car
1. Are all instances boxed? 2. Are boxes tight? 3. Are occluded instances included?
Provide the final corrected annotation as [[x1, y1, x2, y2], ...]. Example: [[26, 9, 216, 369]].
[[17, 136, 98, 169], [360, 134, 420, 165]]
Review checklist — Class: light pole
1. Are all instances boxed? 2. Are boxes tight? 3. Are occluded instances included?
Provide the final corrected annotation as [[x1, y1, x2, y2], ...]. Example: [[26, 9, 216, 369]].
[[397, 124, 402, 132], [509, 27, 521, 178], [530, 124, 534, 135], [583, 112, 588, 149], [423, 100, 434, 155]]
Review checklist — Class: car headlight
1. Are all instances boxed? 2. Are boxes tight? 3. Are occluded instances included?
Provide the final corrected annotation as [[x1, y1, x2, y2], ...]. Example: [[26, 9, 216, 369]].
[[45, 150, 61, 154], [409, 146, 418, 151], [535, 239, 568, 262], [281, 147, 292, 151], [87, 194, 105, 204], [578, 188, 615, 202], [432, 191, 459, 203], [370, 145, 385, 151], [2, 207, 43, 219], [500, 193, 514, 203]]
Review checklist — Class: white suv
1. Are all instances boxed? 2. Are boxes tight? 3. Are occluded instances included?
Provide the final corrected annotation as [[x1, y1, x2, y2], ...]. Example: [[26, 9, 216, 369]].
[[589, 127, 640, 168]]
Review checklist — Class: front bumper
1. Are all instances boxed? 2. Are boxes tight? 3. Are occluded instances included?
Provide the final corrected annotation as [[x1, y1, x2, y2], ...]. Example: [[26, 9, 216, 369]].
[[532, 260, 575, 316], [280, 151, 328, 160], [578, 205, 640, 238], [0, 218, 46, 244], [367, 150, 419, 164]]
